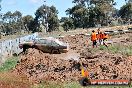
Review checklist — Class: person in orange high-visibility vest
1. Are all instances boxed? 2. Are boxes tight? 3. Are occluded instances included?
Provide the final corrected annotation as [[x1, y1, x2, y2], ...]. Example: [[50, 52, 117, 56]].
[[97, 31, 103, 45], [91, 30, 97, 48], [97, 28, 100, 41], [103, 33, 109, 47]]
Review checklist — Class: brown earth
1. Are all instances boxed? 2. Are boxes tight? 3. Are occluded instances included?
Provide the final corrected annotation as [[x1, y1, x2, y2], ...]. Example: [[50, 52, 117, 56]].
[[0, 72, 31, 88], [13, 33, 132, 83]]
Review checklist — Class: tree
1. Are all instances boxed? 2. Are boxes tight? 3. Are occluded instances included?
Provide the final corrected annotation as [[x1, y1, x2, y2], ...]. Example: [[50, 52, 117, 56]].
[[47, 6, 59, 32], [22, 15, 33, 32], [35, 5, 59, 32], [66, 4, 89, 28], [3, 11, 12, 23], [62, 17, 74, 31], [129, 0, 132, 3], [13, 11, 22, 22], [65, 0, 116, 29], [2, 11, 23, 35], [119, 3, 132, 19], [125, 0, 132, 3], [60, 17, 69, 23]]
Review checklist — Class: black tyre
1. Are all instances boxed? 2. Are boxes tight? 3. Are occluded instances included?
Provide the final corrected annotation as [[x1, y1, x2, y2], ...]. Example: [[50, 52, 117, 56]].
[[51, 49, 60, 54], [32, 45, 37, 49]]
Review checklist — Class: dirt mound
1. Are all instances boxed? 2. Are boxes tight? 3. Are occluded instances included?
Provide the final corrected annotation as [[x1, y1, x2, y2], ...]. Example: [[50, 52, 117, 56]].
[[58, 34, 89, 53], [13, 48, 132, 83], [79, 49, 132, 80], [13, 33, 132, 83], [13, 48, 81, 83]]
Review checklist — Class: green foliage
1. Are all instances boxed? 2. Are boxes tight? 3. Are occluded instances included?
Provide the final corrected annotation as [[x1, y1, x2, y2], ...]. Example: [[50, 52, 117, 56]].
[[62, 17, 74, 31], [47, 6, 59, 32], [119, 3, 132, 19], [2, 11, 23, 35], [22, 15, 34, 32], [64, 0, 117, 29], [35, 5, 59, 32], [60, 17, 69, 23], [65, 4, 89, 28], [104, 44, 132, 56], [0, 56, 18, 72]]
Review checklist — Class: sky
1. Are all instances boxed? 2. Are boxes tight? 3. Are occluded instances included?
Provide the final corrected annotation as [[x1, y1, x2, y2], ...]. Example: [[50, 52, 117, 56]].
[[1, 0, 126, 19]]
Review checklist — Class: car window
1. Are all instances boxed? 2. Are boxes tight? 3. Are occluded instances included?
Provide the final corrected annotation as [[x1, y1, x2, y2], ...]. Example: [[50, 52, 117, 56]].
[[39, 39, 52, 46], [40, 39, 47, 44], [34, 39, 41, 44], [51, 41, 60, 46], [45, 40, 52, 45], [34, 39, 59, 46]]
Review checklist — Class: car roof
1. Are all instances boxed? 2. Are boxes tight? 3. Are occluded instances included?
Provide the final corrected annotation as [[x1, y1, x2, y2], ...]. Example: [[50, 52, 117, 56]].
[[35, 37, 55, 40], [35, 37, 65, 45]]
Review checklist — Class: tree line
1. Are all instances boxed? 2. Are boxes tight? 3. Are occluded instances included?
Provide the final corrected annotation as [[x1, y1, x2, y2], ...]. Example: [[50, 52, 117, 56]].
[[62, 0, 132, 31], [0, 0, 132, 35]]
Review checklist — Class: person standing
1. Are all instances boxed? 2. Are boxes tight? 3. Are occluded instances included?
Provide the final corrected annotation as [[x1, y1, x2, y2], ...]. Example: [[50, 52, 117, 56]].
[[103, 33, 109, 47], [98, 32, 103, 45], [97, 28, 103, 45], [91, 30, 97, 48]]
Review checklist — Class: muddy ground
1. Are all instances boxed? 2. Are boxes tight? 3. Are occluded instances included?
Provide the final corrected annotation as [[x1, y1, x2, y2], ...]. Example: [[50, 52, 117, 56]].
[[13, 33, 132, 83]]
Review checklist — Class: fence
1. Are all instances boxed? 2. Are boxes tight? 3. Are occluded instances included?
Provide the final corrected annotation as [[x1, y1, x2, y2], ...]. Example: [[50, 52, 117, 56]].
[[0, 33, 39, 63]]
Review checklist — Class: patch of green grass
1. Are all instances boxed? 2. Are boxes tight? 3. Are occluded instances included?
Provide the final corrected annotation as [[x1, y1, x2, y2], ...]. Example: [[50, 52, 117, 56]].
[[108, 45, 120, 54], [64, 82, 82, 88], [32, 81, 132, 88], [32, 81, 63, 88], [95, 44, 132, 56], [0, 56, 18, 72], [99, 45, 107, 50], [108, 45, 132, 56]]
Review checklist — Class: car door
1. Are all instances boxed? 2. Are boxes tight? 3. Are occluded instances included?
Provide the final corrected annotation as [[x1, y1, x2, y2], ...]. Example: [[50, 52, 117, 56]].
[[51, 41, 60, 49], [41, 39, 53, 53], [34, 39, 42, 50], [39, 39, 49, 52]]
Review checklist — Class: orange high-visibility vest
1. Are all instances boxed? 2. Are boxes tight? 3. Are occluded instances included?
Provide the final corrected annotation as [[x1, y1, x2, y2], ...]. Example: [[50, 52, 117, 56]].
[[97, 33, 103, 40], [103, 34, 109, 39], [91, 32, 97, 41]]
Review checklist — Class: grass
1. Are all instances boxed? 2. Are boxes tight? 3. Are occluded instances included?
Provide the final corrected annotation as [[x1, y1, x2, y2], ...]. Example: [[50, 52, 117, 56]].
[[96, 44, 132, 56], [31, 81, 132, 88], [0, 56, 31, 88], [0, 56, 18, 72], [107, 45, 132, 56]]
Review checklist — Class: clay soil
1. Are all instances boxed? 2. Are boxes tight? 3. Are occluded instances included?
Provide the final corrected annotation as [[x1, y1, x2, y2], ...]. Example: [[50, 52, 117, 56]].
[[12, 33, 132, 83]]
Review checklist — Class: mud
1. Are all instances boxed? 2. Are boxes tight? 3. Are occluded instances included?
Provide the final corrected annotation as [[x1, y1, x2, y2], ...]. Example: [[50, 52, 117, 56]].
[[13, 33, 132, 83]]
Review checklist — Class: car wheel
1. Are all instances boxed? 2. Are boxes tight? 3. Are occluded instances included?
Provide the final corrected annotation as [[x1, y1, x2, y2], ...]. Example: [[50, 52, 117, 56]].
[[51, 49, 60, 54], [32, 45, 37, 49]]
